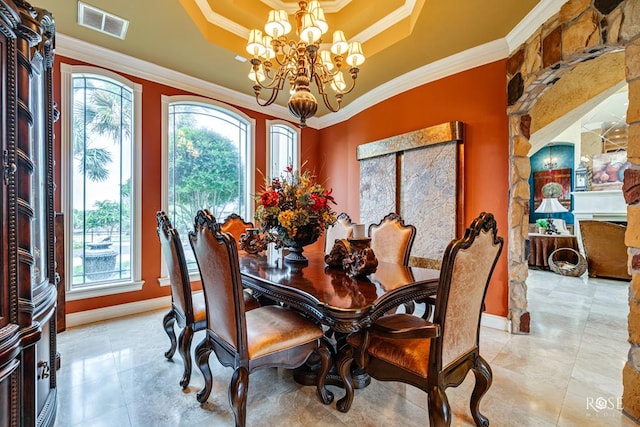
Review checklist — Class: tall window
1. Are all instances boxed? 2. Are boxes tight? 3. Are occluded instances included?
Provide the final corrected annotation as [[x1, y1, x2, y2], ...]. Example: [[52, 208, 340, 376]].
[[162, 96, 254, 271], [268, 121, 300, 179], [61, 65, 142, 297]]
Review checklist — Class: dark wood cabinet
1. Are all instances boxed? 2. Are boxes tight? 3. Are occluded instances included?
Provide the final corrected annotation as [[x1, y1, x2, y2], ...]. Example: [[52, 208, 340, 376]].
[[0, 1, 58, 426]]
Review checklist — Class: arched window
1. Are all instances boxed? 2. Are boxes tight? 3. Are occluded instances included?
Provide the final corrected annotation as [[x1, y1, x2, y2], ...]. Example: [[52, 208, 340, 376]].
[[162, 96, 255, 272], [61, 65, 143, 298], [267, 120, 300, 179]]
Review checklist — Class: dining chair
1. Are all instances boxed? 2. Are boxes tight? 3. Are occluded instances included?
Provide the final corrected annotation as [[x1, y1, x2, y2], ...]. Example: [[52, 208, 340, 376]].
[[336, 212, 504, 427], [368, 212, 416, 265], [324, 212, 355, 254], [369, 213, 417, 314], [156, 211, 259, 389], [220, 213, 255, 243], [189, 209, 334, 427]]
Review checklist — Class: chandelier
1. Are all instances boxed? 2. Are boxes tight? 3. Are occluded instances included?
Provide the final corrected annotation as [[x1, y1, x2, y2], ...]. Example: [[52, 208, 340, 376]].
[[544, 144, 557, 170], [246, 1, 365, 127]]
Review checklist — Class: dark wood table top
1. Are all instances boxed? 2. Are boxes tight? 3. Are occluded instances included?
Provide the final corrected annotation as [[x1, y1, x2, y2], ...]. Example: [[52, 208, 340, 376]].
[[239, 250, 440, 333]]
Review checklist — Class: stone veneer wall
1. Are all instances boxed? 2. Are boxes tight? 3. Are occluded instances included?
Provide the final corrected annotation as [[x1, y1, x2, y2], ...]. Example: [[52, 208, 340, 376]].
[[506, 0, 639, 421]]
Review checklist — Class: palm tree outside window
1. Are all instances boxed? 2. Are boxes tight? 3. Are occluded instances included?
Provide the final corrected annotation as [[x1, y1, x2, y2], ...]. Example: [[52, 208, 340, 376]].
[[61, 65, 143, 296]]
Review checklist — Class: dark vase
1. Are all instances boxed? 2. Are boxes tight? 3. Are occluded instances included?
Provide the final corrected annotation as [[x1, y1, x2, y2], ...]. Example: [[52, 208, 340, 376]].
[[282, 221, 321, 264]]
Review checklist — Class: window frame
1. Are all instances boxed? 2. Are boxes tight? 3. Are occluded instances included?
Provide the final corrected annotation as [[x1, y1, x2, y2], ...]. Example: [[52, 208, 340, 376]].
[[60, 64, 144, 300], [266, 119, 301, 180], [159, 95, 256, 284]]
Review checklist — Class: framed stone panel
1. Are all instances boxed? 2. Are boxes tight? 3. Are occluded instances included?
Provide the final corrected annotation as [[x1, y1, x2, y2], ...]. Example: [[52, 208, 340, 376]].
[[359, 122, 463, 267]]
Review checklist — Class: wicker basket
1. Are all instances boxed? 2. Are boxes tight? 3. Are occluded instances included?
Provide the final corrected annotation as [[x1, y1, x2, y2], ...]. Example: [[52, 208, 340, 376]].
[[548, 248, 587, 277]]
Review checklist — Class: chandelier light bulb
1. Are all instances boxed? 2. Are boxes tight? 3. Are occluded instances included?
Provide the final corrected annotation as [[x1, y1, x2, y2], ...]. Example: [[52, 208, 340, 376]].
[[262, 35, 275, 60], [246, 29, 266, 57], [346, 41, 365, 67], [248, 63, 266, 83], [312, 7, 328, 34], [264, 10, 284, 37], [307, 1, 321, 12], [331, 31, 348, 55], [331, 71, 346, 92], [320, 50, 334, 71], [300, 13, 321, 44], [277, 10, 292, 34]]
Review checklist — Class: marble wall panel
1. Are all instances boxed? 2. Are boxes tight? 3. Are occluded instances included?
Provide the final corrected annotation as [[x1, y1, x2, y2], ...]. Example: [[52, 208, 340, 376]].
[[360, 154, 396, 228], [401, 142, 457, 262]]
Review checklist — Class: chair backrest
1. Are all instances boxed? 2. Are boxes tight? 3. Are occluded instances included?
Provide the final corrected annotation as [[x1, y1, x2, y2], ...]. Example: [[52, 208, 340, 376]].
[[324, 212, 355, 254], [156, 211, 194, 320], [220, 213, 254, 243], [189, 209, 246, 354], [368, 213, 416, 265], [579, 220, 630, 280], [432, 212, 503, 371]]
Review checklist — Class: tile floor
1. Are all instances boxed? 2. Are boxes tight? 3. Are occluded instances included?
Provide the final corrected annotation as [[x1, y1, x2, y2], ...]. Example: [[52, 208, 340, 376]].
[[54, 270, 637, 426]]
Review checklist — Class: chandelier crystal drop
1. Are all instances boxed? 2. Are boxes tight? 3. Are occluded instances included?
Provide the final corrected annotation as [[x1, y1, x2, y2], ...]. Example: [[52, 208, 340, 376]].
[[246, 1, 365, 127]]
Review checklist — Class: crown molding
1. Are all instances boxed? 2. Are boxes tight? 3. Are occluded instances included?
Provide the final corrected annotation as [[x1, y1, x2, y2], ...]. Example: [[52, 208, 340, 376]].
[[54, 33, 312, 127], [55, 0, 557, 131], [196, 0, 417, 45], [319, 0, 564, 128], [196, 0, 249, 38], [261, 0, 353, 14], [505, 0, 565, 53], [352, 0, 417, 44], [317, 38, 509, 128]]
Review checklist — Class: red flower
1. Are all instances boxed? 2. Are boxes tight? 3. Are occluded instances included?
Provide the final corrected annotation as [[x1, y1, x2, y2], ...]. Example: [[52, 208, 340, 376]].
[[261, 190, 279, 207], [309, 193, 327, 211]]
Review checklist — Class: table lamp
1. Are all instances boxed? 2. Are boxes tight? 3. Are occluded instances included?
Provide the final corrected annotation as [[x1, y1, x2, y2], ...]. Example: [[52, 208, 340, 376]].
[[535, 197, 568, 234]]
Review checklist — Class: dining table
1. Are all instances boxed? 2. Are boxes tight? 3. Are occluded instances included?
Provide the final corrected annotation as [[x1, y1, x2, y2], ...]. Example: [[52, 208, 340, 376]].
[[238, 249, 440, 388]]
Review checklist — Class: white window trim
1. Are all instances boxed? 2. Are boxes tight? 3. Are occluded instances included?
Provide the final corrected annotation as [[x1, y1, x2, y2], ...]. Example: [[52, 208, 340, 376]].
[[60, 63, 144, 300], [266, 119, 301, 180], [159, 95, 256, 281]]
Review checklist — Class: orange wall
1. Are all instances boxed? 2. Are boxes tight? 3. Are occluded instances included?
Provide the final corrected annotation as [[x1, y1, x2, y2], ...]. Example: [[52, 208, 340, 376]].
[[54, 55, 509, 318], [53, 56, 320, 313], [316, 60, 510, 317]]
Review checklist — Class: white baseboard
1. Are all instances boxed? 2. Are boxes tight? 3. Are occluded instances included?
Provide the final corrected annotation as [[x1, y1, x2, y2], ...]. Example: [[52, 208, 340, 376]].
[[481, 313, 511, 332], [65, 296, 171, 328]]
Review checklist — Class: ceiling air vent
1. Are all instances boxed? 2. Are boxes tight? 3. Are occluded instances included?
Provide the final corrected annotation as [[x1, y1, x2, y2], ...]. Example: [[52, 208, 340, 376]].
[[78, 2, 129, 40]]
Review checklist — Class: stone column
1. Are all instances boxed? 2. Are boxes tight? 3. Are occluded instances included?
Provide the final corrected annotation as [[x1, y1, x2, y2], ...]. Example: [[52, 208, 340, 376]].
[[623, 34, 640, 423], [508, 114, 532, 333]]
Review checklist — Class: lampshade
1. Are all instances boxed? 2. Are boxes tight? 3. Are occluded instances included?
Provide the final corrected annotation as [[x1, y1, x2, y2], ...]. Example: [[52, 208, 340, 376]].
[[535, 198, 568, 214]]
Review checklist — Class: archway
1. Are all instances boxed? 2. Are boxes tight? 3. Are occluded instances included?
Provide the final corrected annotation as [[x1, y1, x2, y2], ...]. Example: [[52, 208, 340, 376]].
[[506, 0, 640, 420]]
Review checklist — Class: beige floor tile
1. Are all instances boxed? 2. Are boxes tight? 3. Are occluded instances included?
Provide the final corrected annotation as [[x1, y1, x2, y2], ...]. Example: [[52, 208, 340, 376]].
[[54, 270, 637, 427]]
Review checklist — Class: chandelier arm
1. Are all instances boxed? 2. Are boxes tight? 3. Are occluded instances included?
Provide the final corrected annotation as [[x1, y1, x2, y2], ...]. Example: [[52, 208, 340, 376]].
[[312, 73, 341, 113], [254, 86, 281, 107], [337, 69, 359, 96], [272, 40, 299, 68], [252, 67, 292, 90]]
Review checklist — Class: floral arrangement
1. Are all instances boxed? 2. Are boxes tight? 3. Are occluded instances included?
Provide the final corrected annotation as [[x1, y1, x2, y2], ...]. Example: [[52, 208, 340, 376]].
[[255, 165, 337, 247]]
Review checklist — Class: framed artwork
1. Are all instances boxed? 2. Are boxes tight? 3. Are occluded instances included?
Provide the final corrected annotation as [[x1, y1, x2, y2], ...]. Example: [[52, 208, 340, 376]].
[[533, 168, 572, 210], [591, 151, 628, 191]]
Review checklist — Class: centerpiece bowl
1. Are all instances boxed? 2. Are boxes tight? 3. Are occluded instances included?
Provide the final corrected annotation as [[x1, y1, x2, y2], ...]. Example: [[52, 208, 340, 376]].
[[280, 221, 322, 264], [255, 165, 337, 265]]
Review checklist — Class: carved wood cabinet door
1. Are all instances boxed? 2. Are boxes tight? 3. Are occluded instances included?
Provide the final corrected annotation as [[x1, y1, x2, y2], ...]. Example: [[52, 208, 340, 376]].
[[0, 1, 58, 426]]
